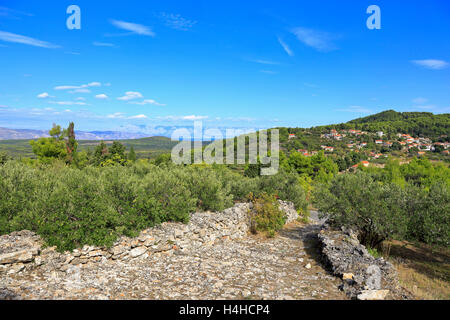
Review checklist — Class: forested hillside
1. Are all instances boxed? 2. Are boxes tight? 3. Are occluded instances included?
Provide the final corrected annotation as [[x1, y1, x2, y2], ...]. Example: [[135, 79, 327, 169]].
[[313, 110, 449, 138]]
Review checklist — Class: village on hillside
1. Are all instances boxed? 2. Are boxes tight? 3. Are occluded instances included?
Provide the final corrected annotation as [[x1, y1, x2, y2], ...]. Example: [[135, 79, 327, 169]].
[[286, 128, 450, 170]]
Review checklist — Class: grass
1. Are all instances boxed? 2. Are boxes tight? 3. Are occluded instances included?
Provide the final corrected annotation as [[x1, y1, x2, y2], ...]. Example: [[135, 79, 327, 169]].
[[382, 240, 450, 300]]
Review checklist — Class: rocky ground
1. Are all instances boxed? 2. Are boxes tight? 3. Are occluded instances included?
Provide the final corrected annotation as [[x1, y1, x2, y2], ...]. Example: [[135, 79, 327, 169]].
[[0, 218, 347, 300]]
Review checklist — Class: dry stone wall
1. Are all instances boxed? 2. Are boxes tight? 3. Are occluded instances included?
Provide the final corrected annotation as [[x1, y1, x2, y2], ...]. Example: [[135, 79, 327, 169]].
[[317, 224, 411, 300], [0, 201, 298, 275]]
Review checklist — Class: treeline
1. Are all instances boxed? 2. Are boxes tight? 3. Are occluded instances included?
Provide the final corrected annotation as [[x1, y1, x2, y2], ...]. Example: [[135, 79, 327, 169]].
[[26, 123, 137, 167]]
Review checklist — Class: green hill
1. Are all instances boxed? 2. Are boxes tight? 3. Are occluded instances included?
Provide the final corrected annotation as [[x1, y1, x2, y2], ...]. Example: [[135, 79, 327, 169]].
[[315, 110, 449, 138]]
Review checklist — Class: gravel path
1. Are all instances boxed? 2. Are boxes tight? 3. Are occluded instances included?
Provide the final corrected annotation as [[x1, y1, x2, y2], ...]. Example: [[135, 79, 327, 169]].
[[1, 220, 347, 300]]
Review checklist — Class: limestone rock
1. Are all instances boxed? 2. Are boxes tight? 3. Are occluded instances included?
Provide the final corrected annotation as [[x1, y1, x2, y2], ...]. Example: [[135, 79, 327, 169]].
[[129, 247, 147, 258], [0, 249, 37, 265], [357, 289, 389, 300]]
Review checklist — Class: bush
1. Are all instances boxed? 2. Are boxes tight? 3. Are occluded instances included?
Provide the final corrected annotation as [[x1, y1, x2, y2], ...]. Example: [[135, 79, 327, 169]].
[[257, 171, 308, 212], [313, 172, 408, 247], [249, 193, 287, 237], [0, 160, 311, 251], [404, 181, 449, 246]]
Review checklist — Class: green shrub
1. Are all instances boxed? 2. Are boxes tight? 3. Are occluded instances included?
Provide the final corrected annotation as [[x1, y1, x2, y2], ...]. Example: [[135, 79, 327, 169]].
[[312, 172, 408, 248], [257, 171, 308, 212], [185, 166, 233, 211], [249, 193, 287, 237]]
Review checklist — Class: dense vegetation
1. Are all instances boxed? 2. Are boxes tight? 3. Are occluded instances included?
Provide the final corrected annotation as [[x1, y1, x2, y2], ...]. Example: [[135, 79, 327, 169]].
[[313, 158, 449, 247], [0, 160, 307, 251], [0, 119, 448, 252]]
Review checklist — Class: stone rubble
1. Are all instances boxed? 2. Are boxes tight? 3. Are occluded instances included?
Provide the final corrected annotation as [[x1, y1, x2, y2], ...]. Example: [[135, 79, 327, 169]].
[[317, 224, 412, 300]]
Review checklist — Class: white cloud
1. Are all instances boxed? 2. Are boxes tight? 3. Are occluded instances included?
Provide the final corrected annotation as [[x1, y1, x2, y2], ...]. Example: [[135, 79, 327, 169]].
[[158, 115, 209, 121], [110, 20, 155, 36], [93, 41, 115, 47], [117, 91, 143, 101], [0, 30, 59, 48], [292, 27, 337, 52], [411, 59, 449, 70], [49, 101, 86, 106], [412, 97, 428, 104], [75, 97, 86, 101], [249, 59, 280, 65], [0, 6, 33, 18], [107, 113, 147, 120], [37, 92, 52, 99], [54, 85, 80, 90], [128, 114, 148, 119], [107, 112, 126, 119], [159, 13, 197, 31], [95, 94, 108, 99], [54, 82, 102, 91], [129, 99, 165, 106], [277, 37, 293, 56]]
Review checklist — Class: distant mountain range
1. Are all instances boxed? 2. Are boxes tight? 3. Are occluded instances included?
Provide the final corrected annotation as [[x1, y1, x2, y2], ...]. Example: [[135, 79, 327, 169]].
[[0, 125, 262, 141], [0, 127, 154, 141]]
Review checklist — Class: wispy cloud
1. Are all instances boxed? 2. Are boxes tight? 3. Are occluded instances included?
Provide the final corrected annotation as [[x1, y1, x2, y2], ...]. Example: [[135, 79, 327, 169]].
[[249, 59, 280, 65], [117, 91, 143, 101], [54, 82, 101, 91], [110, 20, 155, 36], [128, 114, 148, 119], [0, 31, 59, 48], [277, 36, 293, 56], [93, 41, 116, 47], [159, 13, 197, 31], [107, 112, 125, 119], [129, 99, 166, 106], [411, 59, 449, 70], [107, 112, 147, 120], [49, 101, 87, 106], [159, 115, 209, 121], [291, 27, 338, 52], [336, 106, 372, 113], [0, 6, 33, 19]]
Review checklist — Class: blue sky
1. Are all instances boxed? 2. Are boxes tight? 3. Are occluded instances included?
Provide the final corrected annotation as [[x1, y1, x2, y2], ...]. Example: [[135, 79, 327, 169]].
[[0, 0, 449, 133]]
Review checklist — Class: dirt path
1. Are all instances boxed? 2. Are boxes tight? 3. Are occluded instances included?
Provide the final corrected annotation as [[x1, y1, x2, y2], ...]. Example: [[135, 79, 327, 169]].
[[1, 220, 347, 300]]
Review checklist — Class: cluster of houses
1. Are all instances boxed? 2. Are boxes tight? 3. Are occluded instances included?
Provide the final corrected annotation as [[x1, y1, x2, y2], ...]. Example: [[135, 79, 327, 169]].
[[288, 129, 449, 160], [296, 149, 319, 157], [321, 129, 370, 141]]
